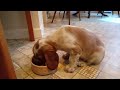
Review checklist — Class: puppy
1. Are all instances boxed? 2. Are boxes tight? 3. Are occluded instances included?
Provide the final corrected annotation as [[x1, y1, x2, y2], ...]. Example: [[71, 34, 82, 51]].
[[33, 25, 105, 73]]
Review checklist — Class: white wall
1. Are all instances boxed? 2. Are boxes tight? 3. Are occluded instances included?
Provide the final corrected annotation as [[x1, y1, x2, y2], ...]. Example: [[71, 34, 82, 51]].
[[30, 11, 42, 39], [0, 11, 29, 39]]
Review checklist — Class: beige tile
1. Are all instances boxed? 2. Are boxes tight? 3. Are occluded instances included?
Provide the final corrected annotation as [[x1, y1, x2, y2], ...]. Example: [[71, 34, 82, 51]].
[[101, 55, 110, 63], [24, 76, 33, 79], [13, 62, 20, 70], [102, 63, 120, 78], [9, 49, 19, 56], [21, 63, 33, 75], [26, 42, 35, 48], [107, 55, 120, 67], [72, 73, 89, 79], [78, 66, 100, 79], [17, 45, 31, 52], [11, 50, 25, 61], [15, 68, 28, 79], [28, 53, 33, 59], [14, 56, 31, 68], [47, 74, 62, 79], [47, 76, 54, 79], [97, 71, 117, 79], [20, 48, 33, 56], [30, 73, 51, 79]]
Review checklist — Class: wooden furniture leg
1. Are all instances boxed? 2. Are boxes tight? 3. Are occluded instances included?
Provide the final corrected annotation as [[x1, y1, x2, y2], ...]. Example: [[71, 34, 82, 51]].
[[78, 11, 81, 21], [118, 11, 119, 17], [68, 11, 70, 25], [88, 11, 90, 18], [112, 11, 114, 15], [51, 11, 57, 23], [62, 11, 66, 20]]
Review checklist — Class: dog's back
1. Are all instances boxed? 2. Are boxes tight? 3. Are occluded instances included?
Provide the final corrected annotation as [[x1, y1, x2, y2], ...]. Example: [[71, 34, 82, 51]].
[[47, 25, 104, 57], [58, 25, 104, 58]]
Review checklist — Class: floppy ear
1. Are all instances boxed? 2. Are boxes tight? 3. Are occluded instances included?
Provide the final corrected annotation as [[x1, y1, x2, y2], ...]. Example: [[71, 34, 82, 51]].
[[43, 45, 59, 70], [45, 50, 59, 70]]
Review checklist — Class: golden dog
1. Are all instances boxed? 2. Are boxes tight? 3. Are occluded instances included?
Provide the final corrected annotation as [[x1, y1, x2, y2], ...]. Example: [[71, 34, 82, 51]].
[[33, 25, 105, 73]]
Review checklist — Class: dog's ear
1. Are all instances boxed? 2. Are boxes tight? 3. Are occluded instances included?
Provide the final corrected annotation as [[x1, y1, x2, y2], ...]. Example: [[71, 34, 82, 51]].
[[43, 45, 59, 70], [33, 40, 40, 55]]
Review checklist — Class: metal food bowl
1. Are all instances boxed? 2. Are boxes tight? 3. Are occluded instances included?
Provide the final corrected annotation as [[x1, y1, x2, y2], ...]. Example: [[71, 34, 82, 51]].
[[31, 57, 57, 76]]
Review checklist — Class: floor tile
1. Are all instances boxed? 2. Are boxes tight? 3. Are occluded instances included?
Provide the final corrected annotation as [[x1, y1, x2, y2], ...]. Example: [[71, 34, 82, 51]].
[[30, 73, 51, 79], [21, 63, 33, 75], [102, 63, 120, 78], [27, 53, 33, 59], [20, 48, 33, 56], [17, 45, 31, 52], [13, 62, 21, 70], [24, 76, 33, 79], [11, 50, 25, 61], [15, 68, 28, 79], [47, 74, 62, 79], [78, 66, 100, 79], [72, 73, 89, 79], [14, 55, 31, 68], [96, 71, 117, 79]]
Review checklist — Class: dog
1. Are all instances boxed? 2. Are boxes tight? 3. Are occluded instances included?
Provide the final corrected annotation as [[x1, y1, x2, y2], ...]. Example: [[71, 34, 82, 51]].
[[32, 25, 105, 73]]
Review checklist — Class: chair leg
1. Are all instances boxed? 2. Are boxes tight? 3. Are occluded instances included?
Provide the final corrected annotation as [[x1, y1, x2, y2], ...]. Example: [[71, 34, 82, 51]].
[[112, 11, 114, 15], [62, 11, 66, 20], [47, 11, 49, 18], [68, 11, 70, 25], [88, 11, 90, 18], [59, 11, 61, 16], [78, 11, 81, 21], [51, 11, 57, 23], [97, 11, 100, 15], [118, 11, 119, 17]]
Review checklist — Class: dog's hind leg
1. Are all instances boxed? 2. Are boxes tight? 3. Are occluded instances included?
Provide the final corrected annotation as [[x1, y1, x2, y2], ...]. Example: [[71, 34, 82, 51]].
[[87, 46, 105, 66]]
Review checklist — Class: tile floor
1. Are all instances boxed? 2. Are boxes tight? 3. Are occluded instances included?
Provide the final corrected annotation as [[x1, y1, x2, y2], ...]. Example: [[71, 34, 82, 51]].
[[7, 11, 120, 79]]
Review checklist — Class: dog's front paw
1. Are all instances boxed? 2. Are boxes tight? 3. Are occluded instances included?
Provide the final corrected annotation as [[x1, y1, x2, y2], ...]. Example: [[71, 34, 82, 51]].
[[64, 65, 75, 73], [76, 61, 87, 67]]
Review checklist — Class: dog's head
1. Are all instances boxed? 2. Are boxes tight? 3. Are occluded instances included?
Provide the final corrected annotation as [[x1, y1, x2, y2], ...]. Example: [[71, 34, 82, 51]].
[[32, 39, 59, 70]]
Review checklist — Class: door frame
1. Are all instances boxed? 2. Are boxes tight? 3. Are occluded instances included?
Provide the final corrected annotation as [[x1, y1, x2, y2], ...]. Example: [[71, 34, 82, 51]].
[[25, 11, 35, 41]]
